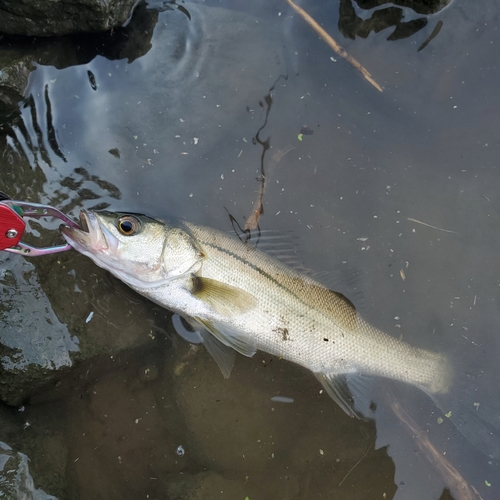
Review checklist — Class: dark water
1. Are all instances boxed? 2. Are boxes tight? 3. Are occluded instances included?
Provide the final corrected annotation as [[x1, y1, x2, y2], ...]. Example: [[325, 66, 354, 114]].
[[1, 0, 500, 498]]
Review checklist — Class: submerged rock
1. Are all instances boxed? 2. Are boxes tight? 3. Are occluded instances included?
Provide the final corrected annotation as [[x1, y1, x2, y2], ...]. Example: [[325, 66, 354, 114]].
[[0, 50, 31, 128], [0, 256, 79, 406], [0, 248, 165, 406], [0, 0, 139, 37], [0, 441, 59, 499]]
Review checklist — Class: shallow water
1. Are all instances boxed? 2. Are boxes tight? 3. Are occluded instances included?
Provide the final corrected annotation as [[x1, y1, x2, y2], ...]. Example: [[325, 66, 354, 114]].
[[1, 0, 500, 498]]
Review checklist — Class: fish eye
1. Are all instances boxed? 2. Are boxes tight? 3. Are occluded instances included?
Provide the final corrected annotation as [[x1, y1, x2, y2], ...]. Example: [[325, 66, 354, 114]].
[[117, 215, 141, 236]]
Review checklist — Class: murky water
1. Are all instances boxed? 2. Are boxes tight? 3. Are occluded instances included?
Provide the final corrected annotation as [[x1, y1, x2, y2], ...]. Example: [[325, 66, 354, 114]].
[[1, 0, 500, 498]]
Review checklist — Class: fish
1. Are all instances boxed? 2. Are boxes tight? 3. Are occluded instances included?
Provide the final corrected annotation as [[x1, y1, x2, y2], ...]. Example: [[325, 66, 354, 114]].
[[61, 210, 500, 457]]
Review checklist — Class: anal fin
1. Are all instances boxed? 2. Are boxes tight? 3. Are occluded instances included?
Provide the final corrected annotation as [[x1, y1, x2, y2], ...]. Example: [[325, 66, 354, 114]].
[[315, 372, 372, 420]]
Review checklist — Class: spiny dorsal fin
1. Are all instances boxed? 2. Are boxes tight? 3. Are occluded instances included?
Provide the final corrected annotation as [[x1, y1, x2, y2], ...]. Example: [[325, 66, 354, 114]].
[[190, 276, 257, 316]]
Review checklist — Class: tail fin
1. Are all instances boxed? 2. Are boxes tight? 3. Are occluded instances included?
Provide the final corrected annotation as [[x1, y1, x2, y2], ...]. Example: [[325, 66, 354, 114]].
[[430, 370, 500, 458], [343, 349, 500, 459]]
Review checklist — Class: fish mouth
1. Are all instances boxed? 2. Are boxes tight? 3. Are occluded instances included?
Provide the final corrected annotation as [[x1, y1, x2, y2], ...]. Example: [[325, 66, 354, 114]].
[[61, 210, 109, 254], [79, 210, 90, 232]]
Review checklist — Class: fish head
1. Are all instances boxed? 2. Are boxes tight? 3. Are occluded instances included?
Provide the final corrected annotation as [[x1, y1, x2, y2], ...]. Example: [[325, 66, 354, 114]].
[[61, 210, 204, 289]]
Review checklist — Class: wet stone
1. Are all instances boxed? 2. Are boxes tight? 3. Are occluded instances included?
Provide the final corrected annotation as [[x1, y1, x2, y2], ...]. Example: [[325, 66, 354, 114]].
[[0, 0, 138, 37], [0, 256, 78, 406], [0, 51, 31, 128], [0, 440, 58, 499]]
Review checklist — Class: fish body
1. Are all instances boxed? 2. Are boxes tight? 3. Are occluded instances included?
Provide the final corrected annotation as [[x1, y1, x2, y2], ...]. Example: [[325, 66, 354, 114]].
[[178, 221, 448, 391], [62, 210, 452, 417]]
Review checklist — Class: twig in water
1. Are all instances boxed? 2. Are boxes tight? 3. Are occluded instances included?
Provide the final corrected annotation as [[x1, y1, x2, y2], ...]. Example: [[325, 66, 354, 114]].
[[391, 401, 482, 500], [338, 443, 373, 486], [245, 145, 294, 231], [407, 217, 456, 234], [286, 0, 383, 92]]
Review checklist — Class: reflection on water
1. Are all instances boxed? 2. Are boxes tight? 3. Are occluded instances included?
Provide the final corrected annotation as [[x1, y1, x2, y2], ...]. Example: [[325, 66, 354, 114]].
[[339, 0, 451, 41], [8, 87, 66, 169], [0, 79, 123, 212], [1, 0, 500, 498]]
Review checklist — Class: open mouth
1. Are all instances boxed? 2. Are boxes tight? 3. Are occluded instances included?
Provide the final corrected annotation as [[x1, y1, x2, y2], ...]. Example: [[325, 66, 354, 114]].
[[60, 210, 99, 252], [79, 210, 90, 233], [66, 210, 116, 256]]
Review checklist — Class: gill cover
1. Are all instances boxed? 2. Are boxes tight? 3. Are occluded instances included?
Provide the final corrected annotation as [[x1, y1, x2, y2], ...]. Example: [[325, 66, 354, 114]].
[[109, 211, 206, 287]]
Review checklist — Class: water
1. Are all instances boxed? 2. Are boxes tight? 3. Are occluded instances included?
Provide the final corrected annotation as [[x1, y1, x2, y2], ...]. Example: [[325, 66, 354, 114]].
[[1, 0, 500, 498]]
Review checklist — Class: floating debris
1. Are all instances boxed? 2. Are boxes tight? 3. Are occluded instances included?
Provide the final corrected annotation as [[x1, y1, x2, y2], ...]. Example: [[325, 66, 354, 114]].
[[407, 217, 456, 234], [270, 396, 294, 403]]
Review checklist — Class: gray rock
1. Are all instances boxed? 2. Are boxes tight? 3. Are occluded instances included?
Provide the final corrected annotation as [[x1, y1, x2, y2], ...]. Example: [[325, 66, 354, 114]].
[[0, 50, 31, 128], [0, 256, 79, 406], [0, 0, 139, 37], [0, 441, 59, 499]]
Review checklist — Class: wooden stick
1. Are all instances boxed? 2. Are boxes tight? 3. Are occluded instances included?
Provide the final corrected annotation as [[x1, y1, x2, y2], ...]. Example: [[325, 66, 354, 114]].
[[286, 0, 383, 92], [391, 401, 482, 500]]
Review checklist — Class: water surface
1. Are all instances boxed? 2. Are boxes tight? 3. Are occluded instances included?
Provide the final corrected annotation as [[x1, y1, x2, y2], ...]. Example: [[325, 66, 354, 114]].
[[1, 0, 500, 498]]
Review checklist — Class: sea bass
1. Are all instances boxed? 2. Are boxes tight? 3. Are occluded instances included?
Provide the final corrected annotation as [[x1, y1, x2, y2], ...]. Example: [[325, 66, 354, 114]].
[[62, 210, 500, 456], [61, 210, 456, 417]]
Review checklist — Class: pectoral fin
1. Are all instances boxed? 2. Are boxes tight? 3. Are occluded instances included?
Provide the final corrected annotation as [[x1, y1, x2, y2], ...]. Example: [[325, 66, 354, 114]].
[[171, 314, 236, 378], [191, 276, 257, 316], [315, 372, 371, 420], [195, 317, 257, 358]]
